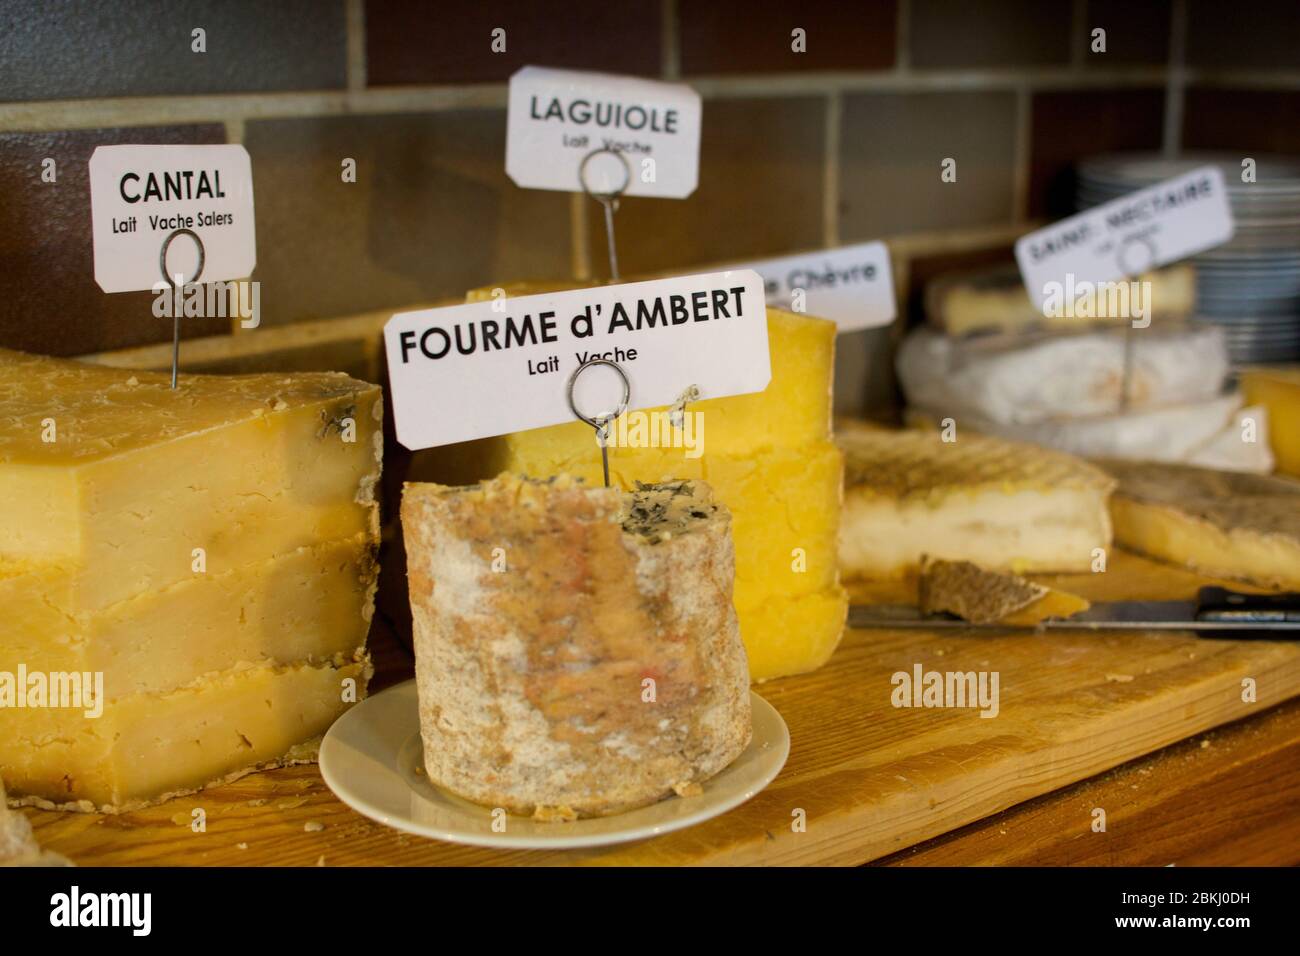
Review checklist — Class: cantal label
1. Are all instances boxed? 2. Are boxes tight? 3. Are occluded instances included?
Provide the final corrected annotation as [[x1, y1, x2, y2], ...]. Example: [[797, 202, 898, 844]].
[[1015, 165, 1234, 314], [384, 272, 770, 450], [89, 144, 256, 293], [506, 66, 701, 199], [723, 241, 897, 332]]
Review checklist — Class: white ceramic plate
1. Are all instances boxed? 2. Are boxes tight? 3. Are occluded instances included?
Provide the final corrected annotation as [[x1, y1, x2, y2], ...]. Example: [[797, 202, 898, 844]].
[[319, 679, 789, 850]]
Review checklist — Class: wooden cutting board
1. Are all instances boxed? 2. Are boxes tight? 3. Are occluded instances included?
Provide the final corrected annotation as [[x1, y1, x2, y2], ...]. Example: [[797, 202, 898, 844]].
[[21, 551, 1300, 866]]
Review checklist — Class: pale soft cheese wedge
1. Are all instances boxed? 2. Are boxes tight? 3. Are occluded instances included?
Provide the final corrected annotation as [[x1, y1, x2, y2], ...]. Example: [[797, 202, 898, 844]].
[[0, 349, 382, 810], [411, 287, 847, 682], [1100, 459, 1300, 590], [838, 426, 1115, 579]]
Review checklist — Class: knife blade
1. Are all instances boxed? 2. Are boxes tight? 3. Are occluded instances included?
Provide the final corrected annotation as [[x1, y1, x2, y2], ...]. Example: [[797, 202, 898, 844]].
[[849, 587, 1300, 638]]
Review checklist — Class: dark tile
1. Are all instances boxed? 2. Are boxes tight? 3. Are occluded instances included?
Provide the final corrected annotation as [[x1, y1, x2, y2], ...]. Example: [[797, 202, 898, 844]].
[[909, 0, 1072, 69], [0, 125, 228, 357], [244, 111, 573, 326], [839, 91, 1017, 238], [365, 0, 661, 85], [679, 0, 895, 75], [1083, 0, 1171, 66], [581, 97, 825, 278], [1027, 89, 1165, 219], [1187, 0, 1300, 70], [0, 1, 346, 101], [1184, 88, 1300, 155]]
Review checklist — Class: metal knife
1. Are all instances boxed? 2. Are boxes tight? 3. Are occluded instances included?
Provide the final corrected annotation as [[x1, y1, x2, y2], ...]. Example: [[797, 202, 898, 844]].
[[849, 587, 1300, 638]]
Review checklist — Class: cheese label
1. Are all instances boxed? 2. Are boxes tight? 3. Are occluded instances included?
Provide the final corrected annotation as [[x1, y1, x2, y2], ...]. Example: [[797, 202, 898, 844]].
[[723, 241, 896, 332], [506, 66, 701, 199], [384, 271, 770, 450], [88, 144, 256, 293], [1015, 165, 1234, 314]]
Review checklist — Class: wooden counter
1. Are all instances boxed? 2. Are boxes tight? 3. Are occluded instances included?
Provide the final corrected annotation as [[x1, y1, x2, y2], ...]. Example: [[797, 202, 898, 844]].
[[22, 552, 1300, 866]]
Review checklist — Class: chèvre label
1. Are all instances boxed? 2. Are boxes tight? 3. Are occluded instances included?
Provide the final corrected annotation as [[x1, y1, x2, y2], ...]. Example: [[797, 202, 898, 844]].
[[89, 144, 256, 293], [723, 241, 896, 332], [384, 272, 769, 450], [506, 66, 701, 199], [1015, 165, 1234, 314]]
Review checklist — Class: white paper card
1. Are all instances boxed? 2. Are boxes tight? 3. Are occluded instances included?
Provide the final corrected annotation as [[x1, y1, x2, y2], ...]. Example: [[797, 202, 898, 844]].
[[506, 66, 701, 199], [384, 271, 770, 450], [1016, 165, 1234, 312], [724, 241, 896, 332], [89, 144, 256, 293]]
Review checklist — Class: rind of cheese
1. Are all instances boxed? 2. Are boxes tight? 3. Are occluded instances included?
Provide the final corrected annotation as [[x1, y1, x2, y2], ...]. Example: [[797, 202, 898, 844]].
[[1242, 366, 1300, 479], [926, 262, 1196, 337], [0, 779, 38, 863], [402, 474, 752, 818], [918, 558, 1090, 625], [2, 659, 368, 812], [838, 426, 1115, 579], [1100, 459, 1300, 590], [1, 534, 376, 699], [417, 443, 846, 675], [0, 348, 383, 611]]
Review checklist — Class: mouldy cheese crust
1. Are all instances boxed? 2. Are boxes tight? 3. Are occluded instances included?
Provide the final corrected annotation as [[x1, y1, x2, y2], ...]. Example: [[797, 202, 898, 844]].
[[402, 474, 752, 819], [838, 425, 1115, 578], [1099, 459, 1300, 590]]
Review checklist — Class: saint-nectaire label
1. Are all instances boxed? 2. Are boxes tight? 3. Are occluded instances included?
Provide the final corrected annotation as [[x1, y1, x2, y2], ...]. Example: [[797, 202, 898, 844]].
[[88, 144, 256, 293], [724, 241, 896, 332], [1015, 164, 1234, 313], [384, 272, 770, 450], [506, 66, 702, 199]]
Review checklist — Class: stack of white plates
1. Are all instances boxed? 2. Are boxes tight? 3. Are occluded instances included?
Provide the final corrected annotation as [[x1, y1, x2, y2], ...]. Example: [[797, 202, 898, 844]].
[[1076, 152, 1300, 363]]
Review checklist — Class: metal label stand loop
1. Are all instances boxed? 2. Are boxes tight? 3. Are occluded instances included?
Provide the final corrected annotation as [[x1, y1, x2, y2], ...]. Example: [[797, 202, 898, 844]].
[[567, 357, 631, 488], [579, 148, 632, 282], [160, 227, 206, 390], [1113, 236, 1157, 413]]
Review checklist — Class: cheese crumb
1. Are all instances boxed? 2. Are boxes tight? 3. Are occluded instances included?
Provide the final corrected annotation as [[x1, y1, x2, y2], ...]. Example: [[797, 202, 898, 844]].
[[673, 780, 703, 798], [532, 805, 579, 823]]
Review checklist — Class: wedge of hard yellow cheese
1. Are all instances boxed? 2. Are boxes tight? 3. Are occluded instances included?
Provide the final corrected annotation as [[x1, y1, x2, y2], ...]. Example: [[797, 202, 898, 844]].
[[1241, 366, 1300, 479], [1099, 459, 1300, 590], [919, 558, 1090, 625], [410, 284, 847, 682], [0, 349, 382, 810]]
